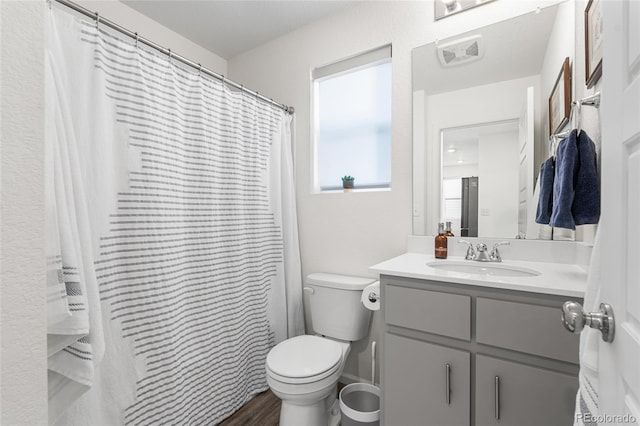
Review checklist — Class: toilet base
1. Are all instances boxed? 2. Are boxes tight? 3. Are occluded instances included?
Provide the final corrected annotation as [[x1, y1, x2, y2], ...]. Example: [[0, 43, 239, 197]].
[[278, 389, 341, 426], [328, 398, 341, 426]]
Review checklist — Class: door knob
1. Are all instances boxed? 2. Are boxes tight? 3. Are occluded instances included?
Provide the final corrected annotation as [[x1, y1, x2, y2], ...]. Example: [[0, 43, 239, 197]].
[[561, 301, 615, 342]]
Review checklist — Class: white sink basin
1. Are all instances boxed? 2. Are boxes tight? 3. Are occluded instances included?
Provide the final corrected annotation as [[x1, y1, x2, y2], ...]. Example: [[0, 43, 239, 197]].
[[426, 261, 541, 277]]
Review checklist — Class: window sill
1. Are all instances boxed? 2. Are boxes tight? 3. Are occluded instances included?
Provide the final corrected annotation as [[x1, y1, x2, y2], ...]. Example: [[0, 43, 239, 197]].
[[313, 187, 391, 195]]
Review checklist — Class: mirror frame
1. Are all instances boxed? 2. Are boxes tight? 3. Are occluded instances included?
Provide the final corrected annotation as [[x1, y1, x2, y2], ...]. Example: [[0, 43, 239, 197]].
[[412, 3, 573, 238]]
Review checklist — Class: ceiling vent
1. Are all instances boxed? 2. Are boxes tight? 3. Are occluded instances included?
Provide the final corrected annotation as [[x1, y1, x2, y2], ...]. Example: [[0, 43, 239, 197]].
[[437, 35, 484, 67]]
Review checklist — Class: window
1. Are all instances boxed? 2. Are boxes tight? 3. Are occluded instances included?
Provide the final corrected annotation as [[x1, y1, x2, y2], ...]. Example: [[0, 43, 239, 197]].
[[442, 177, 462, 220], [313, 46, 392, 191]]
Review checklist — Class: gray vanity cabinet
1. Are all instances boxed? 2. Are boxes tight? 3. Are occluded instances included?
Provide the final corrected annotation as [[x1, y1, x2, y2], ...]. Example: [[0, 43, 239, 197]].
[[475, 354, 579, 426], [384, 333, 470, 426], [380, 275, 581, 426]]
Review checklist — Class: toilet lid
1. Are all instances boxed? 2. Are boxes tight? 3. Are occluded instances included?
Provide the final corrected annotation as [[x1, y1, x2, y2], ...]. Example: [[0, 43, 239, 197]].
[[267, 335, 342, 379]]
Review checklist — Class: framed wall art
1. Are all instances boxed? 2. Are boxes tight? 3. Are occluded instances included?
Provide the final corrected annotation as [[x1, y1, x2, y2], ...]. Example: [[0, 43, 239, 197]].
[[585, 0, 603, 88], [549, 57, 572, 136]]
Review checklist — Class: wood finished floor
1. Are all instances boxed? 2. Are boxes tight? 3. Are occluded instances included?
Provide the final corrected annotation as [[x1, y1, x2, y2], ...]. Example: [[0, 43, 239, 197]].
[[219, 383, 346, 426], [219, 389, 280, 426]]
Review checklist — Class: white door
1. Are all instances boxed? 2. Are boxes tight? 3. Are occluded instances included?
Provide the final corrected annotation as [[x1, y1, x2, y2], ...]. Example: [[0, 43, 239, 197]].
[[599, 0, 640, 422]]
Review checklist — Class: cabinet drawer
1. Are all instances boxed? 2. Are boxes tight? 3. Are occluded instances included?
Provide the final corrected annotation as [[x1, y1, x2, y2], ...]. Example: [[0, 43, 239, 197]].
[[386, 285, 471, 341], [475, 354, 578, 426], [476, 298, 579, 363]]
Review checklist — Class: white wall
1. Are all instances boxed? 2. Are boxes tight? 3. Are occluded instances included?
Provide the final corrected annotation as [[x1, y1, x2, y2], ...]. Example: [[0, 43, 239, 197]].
[[540, 0, 576, 161], [229, 1, 428, 383], [412, 90, 426, 235], [572, 0, 601, 146], [1, 2, 48, 424], [443, 164, 479, 179], [428, 0, 566, 42], [76, 0, 227, 75], [0, 1, 227, 421]]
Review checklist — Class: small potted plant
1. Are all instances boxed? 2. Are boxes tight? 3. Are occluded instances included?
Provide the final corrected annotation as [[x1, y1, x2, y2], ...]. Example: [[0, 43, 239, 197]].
[[341, 175, 355, 192]]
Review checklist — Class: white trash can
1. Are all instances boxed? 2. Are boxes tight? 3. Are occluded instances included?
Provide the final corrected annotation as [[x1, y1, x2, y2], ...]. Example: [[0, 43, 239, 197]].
[[339, 383, 380, 426]]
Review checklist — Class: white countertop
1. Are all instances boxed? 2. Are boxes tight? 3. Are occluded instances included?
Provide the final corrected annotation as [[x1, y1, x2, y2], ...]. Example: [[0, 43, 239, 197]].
[[370, 253, 587, 298]]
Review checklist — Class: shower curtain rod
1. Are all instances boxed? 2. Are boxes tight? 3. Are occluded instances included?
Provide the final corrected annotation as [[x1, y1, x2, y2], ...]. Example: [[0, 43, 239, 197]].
[[51, 0, 295, 115]]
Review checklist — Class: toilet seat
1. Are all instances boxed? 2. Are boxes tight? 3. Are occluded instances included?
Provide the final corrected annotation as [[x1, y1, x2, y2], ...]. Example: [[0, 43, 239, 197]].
[[266, 335, 342, 384]]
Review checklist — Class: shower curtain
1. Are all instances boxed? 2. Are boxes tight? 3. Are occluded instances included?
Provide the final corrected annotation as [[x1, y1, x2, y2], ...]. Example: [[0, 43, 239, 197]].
[[45, 6, 303, 425]]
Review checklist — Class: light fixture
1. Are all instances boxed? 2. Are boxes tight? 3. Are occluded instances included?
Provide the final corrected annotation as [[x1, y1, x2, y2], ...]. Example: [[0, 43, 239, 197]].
[[457, 159, 465, 164], [441, 0, 461, 14], [435, 0, 496, 21], [447, 147, 457, 153]]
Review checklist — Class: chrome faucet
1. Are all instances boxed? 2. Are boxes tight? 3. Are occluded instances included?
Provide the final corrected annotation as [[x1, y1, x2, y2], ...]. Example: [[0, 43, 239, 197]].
[[458, 240, 476, 260], [474, 243, 491, 261], [489, 241, 510, 262], [458, 240, 510, 262]]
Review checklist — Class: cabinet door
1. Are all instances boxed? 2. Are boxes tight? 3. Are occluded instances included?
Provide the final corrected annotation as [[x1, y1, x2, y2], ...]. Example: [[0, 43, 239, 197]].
[[384, 333, 470, 426], [475, 354, 578, 426]]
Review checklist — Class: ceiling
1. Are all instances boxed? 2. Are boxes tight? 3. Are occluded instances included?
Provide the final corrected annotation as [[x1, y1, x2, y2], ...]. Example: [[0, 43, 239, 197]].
[[122, 1, 357, 59], [442, 120, 519, 167]]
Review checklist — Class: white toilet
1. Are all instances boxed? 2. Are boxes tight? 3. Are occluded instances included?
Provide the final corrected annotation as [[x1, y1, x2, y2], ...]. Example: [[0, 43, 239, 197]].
[[265, 272, 376, 426]]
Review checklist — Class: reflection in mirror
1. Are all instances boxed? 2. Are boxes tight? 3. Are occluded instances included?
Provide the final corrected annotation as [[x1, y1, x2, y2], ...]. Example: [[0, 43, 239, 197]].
[[441, 120, 520, 239], [412, 2, 575, 239]]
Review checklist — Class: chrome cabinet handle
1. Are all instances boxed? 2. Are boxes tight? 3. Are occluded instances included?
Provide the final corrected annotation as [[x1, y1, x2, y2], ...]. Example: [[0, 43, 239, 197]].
[[494, 376, 500, 420], [445, 363, 451, 405], [561, 301, 615, 342]]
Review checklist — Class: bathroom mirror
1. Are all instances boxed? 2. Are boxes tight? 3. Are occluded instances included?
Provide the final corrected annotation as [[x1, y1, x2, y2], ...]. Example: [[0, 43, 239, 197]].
[[412, 2, 575, 238]]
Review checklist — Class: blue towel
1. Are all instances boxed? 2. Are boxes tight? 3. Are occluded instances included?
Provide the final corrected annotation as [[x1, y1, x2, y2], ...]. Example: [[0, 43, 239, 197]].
[[550, 131, 577, 229], [573, 130, 600, 225], [549, 130, 600, 229], [535, 157, 555, 224]]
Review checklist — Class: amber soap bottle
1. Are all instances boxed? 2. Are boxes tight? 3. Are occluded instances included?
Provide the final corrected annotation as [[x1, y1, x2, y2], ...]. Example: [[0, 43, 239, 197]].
[[445, 221, 454, 237], [435, 222, 448, 259]]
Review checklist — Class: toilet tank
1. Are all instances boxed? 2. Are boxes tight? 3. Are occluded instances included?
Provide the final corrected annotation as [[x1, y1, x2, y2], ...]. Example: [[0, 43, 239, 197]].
[[305, 273, 376, 341]]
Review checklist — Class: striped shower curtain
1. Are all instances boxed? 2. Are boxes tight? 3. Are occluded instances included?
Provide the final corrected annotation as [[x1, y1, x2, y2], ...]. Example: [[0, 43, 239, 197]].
[[46, 6, 303, 425]]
